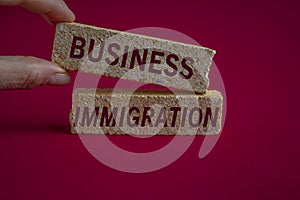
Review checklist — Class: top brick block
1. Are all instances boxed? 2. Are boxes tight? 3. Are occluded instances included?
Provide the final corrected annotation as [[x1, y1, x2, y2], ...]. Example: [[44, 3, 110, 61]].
[[52, 23, 215, 93]]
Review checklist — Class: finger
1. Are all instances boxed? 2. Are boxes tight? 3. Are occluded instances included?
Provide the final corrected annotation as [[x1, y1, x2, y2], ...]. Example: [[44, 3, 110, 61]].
[[20, 0, 75, 24], [0, 56, 71, 90]]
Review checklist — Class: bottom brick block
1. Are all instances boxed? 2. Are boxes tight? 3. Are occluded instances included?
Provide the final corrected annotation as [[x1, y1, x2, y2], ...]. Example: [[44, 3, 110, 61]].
[[70, 88, 223, 135]]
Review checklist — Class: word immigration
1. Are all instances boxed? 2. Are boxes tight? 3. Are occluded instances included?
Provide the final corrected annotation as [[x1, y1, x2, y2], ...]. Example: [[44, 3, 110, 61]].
[[73, 106, 220, 129]]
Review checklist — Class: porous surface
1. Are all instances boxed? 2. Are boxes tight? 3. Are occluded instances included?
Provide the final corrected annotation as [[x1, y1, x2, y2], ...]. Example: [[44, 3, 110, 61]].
[[70, 88, 223, 135], [52, 23, 216, 94]]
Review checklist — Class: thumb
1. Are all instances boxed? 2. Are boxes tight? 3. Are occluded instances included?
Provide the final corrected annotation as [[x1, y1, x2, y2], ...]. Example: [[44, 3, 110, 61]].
[[0, 56, 71, 90]]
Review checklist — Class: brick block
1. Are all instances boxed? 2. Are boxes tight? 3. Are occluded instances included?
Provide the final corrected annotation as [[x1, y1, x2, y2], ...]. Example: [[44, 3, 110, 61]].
[[70, 88, 223, 135], [52, 23, 216, 94]]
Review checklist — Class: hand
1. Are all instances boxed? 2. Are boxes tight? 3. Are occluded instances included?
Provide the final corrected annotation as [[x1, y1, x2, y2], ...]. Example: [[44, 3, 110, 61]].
[[0, 0, 75, 90]]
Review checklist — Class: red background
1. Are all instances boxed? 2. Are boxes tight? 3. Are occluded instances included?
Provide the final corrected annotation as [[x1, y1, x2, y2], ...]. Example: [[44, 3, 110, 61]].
[[0, 0, 299, 199]]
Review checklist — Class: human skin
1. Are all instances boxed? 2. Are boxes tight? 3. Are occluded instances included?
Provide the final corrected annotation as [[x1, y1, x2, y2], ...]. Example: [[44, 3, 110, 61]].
[[0, 0, 75, 89]]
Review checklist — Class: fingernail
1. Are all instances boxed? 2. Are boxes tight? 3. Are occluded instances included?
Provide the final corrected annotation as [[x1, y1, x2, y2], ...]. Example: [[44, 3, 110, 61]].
[[42, 15, 54, 25], [61, 1, 76, 22], [48, 73, 71, 85], [55, 66, 67, 73], [68, 10, 76, 22]]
